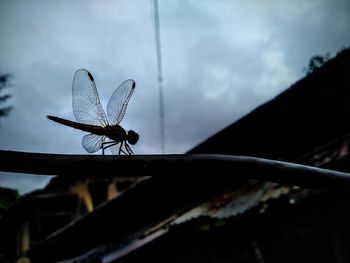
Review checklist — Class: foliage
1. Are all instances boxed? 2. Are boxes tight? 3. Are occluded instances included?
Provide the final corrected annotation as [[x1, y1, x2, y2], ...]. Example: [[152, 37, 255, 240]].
[[0, 72, 12, 120], [304, 53, 331, 74]]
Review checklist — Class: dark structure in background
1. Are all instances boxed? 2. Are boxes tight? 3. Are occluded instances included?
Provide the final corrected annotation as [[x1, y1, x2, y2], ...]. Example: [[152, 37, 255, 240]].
[[1, 47, 350, 263], [189, 48, 350, 163], [0, 187, 18, 219]]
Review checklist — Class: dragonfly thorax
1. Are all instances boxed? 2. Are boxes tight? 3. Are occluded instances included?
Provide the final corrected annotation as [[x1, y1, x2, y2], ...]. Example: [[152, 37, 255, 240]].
[[107, 124, 127, 142], [107, 125, 138, 146]]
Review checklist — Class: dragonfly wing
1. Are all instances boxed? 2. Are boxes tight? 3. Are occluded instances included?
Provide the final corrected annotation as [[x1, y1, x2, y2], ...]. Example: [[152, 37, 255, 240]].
[[107, 79, 135, 125], [72, 69, 109, 126], [82, 134, 106, 153], [110, 142, 120, 155]]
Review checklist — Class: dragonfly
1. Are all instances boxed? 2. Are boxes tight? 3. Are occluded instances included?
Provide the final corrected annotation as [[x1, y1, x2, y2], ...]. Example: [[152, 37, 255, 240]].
[[47, 69, 139, 155]]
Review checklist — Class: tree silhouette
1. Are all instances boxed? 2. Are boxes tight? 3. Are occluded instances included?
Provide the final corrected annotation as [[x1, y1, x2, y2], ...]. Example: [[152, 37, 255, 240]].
[[0, 73, 12, 122]]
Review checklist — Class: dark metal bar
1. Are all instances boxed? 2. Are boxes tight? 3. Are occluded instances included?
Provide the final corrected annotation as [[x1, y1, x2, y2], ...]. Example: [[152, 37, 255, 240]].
[[1, 150, 350, 189]]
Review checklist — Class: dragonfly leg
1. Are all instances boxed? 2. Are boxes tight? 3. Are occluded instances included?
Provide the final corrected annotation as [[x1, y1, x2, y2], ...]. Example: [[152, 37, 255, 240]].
[[124, 142, 134, 155], [118, 141, 128, 155], [119, 141, 124, 155], [102, 141, 117, 147], [123, 141, 133, 155], [101, 141, 118, 155]]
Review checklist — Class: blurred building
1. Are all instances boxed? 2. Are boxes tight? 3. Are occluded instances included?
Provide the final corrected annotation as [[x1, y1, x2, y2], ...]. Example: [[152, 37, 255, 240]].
[[1, 48, 350, 263]]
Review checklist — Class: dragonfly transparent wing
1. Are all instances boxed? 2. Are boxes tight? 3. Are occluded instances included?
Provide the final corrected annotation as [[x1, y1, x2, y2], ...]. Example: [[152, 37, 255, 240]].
[[72, 69, 109, 126], [107, 79, 135, 125], [110, 142, 120, 155], [82, 134, 106, 153]]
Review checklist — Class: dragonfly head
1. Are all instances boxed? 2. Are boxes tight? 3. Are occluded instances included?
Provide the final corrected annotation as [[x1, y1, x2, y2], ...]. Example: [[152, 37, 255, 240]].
[[127, 130, 139, 145]]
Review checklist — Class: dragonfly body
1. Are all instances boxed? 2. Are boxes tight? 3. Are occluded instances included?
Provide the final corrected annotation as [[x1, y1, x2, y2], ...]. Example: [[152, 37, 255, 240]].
[[47, 69, 139, 155], [47, 115, 127, 143]]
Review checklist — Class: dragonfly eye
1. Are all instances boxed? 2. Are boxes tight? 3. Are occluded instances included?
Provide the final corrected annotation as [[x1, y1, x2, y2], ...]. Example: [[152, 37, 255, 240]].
[[127, 130, 139, 145]]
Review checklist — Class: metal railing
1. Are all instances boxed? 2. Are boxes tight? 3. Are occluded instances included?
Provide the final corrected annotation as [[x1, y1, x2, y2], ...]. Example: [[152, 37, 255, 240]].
[[1, 150, 350, 189]]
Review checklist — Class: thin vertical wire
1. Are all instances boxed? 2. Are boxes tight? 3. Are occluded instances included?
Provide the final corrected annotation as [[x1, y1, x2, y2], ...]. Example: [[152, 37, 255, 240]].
[[153, 0, 165, 153]]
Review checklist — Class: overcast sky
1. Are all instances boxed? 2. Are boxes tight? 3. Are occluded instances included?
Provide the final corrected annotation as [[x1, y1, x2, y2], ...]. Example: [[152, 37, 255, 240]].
[[1, 0, 350, 194]]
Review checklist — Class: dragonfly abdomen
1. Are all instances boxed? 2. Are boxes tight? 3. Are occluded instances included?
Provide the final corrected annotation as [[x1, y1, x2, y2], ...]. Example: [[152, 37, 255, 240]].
[[47, 115, 107, 135], [47, 115, 127, 142]]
